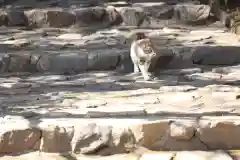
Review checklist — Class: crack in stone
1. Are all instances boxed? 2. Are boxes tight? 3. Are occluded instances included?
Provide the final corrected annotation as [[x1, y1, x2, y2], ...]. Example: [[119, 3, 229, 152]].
[[194, 117, 211, 150]]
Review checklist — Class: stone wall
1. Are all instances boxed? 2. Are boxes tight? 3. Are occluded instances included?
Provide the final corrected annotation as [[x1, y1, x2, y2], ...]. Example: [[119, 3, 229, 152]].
[[2, 117, 240, 155]]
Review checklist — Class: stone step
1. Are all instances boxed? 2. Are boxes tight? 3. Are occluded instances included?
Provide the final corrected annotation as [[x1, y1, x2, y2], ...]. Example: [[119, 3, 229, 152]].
[[1, 150, 240, 160], [0, 2, 211, 28], [2, 115, 240, 155], [1, 70, 240, 155], [0, 23, 237, 74]]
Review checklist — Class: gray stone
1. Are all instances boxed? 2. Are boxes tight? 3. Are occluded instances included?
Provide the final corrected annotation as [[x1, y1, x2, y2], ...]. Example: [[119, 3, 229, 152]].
[[0, 9, 7, 26], [74, 7, 111, 30], [192, 46, 240, 65], [105, 6, 123, 26], [72, 123, 112, 154], [130, 121, 169, 150], [37, 53, 88, 73], [174, 4, 210, 24], [0, 54, 10, 72], [87, 49, 121, 71], [6, 9, 27, 26], [25, 8, 76, 28], [133, 3, 173, 19], [7, 54, 32, 72], [116, 7, 149, 27]]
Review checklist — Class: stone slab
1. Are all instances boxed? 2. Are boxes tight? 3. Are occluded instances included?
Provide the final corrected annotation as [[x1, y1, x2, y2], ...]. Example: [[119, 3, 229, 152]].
[[0, 70, 240, 154], [0, 26, 238, 74], [0, 150, 238, 160]]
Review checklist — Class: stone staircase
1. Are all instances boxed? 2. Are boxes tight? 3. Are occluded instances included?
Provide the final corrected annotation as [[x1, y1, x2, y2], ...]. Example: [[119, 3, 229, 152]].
[[0, 0, 239, 159]]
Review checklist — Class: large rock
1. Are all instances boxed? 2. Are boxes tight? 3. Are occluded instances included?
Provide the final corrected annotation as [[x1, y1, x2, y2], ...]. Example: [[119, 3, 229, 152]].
[[105, 6, 123, 26], [130, 121, 169, 150], [116, 7, 149, 26], [133, 2, 174, 19], [72, 123, 112, 154], [41, 125, 74, 152], [0, 123, 41, 153], [197, 119, 240, 149], [74, 7, 108, 29], [6, 9, 27, 26], [72, 6, 122, 31], [149, 121, 207, 151], [174, 4, 210, 25], [36, 52, 88, 74], [40, 123, 136, 155], [192, 46, 240, 65], [25, 8, 76, 28], [156, 137, 208, 151], [6, 53, 32, 72], [0, 9, 27, 26], [0, 9, 7, 26], [0, 54, 10, 72], [87, 49, 122, 71]]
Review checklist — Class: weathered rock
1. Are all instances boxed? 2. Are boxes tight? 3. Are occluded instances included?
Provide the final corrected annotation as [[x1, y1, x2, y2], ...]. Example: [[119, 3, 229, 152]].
[[152, 47, 194, 70], [36, 53, 88, 73], [133, 2, 174, 19], [72, 123, 112, 154], [110, 127, 136, 154], [155, 5, 173, 19], [169, 121, 195, 140], [174, 4, 210, 24], [24, 9, 46, 28], [41, 125, 74, 152], [87, 49, 121, 71], [116, 7, 149, 26], [6, 9, 27, 26], [25, 8, 76, 28], [148, 121, 207, 151], [175, 151, 233, 160], [198, 119, 240, 149], [74, 7, 110, 30], [192, 46, 240, 65], [0, 124, 41, 153], [154, 137, 208, 151], [7, 54, 32, 72], [105, 6, 123, 26], [130, 121, 169, 150], [0, 9, 7, 26], [0, 54, 10, 72]]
